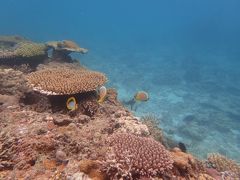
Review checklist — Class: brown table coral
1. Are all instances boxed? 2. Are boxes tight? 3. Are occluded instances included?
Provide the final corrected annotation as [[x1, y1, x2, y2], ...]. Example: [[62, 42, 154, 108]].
[[26, 68, 107, 95], [46, 40, 88, 62]]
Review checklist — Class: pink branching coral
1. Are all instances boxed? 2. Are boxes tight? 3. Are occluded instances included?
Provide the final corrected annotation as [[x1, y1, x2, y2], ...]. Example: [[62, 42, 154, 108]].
[[103, 133, 173, 179]]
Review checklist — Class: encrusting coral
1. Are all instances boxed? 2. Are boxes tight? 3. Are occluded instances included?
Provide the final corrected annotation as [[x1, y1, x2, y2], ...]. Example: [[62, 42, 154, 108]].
[[26, 68, 107, 95], [102, 133, 173, 179]]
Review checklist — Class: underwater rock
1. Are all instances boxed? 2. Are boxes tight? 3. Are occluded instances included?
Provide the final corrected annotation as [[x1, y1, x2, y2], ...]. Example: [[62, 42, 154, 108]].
[[178, 142, 187, 153], [56, 150, 68, 163], [53, 117, 73, 126], [0, 68, 29, 96], [0, 94, 19, 108], [170, 147, 205, 178], [79, 160, 106, 180]]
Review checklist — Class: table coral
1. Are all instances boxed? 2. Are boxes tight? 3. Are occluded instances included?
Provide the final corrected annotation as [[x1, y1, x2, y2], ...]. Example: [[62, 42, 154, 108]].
[[26, 68, 107, 95]]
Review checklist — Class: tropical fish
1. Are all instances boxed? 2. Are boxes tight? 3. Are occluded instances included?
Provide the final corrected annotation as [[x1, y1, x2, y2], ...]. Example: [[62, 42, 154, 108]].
[[97, 86, 107, 103], [134, 91, 149, 102], [66, 96, 78, 111], [123, 91, 149, 110]]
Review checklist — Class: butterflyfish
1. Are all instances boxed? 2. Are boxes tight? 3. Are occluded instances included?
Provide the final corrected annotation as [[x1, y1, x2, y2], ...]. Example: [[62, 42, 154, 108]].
[[134, 91, 149, 102], [66, 96, 78, 111], [97, 86, 107, 103]]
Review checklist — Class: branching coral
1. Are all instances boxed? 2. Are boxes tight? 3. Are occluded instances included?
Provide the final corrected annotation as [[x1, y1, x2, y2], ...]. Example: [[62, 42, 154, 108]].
[[26, 68, 107, 95], [103, 133, 173, 179]]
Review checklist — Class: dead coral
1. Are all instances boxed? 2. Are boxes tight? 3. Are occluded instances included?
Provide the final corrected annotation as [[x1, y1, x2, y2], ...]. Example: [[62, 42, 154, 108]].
[[0, 94, 19, 109], [26, 68, 107, 95], [207, 153, 240, 178], [79, 96, 99, 117], [103, 133, 173, 179], [79, 159, 107, 180], [170, 147, 205, 178], [0, 133, 56, 170], [37, 61, 87, 71], [0, 68, 29, 96]]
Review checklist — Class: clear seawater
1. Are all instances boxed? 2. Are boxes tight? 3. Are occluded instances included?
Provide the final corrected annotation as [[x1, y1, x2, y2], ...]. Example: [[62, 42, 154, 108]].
[[1, 0, 240, 161]]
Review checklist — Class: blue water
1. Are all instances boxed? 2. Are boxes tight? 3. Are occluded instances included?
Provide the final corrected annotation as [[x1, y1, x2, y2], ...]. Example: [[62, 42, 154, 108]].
[[1, 0, 240, 161]]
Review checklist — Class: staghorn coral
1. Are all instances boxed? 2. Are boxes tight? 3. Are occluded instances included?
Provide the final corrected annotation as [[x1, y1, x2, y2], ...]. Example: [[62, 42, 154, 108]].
[[207, 153, 240, 178], [103, 133, 173, 179], [26, 68, 107, 95]]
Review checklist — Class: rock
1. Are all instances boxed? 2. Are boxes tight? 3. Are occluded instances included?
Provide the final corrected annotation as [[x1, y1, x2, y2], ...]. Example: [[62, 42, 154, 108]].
[[79, 160, 106, 180], [69, 172, 92, 180], [53, 118, 72, 126], [171, 147, 195, 170], [56, 150, 68, 163], [76, 115, 91, 124]]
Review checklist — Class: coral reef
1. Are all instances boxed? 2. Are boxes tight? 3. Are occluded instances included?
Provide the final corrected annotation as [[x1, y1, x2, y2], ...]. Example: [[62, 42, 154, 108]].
[[0, 35, 29, 49], [47, 40, 88, 62], [47, 40, 88, 54], [0, 68, 29, 96], [0, 36, 48, 68], [141, 114, 164, 143], [170, 147, 205, 178], [207, 153, 240, 178], [14, 42, 47, 58], [26, 68, 107, 95], [102, 133, 173, 179], [0, 36, 239, 179]]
